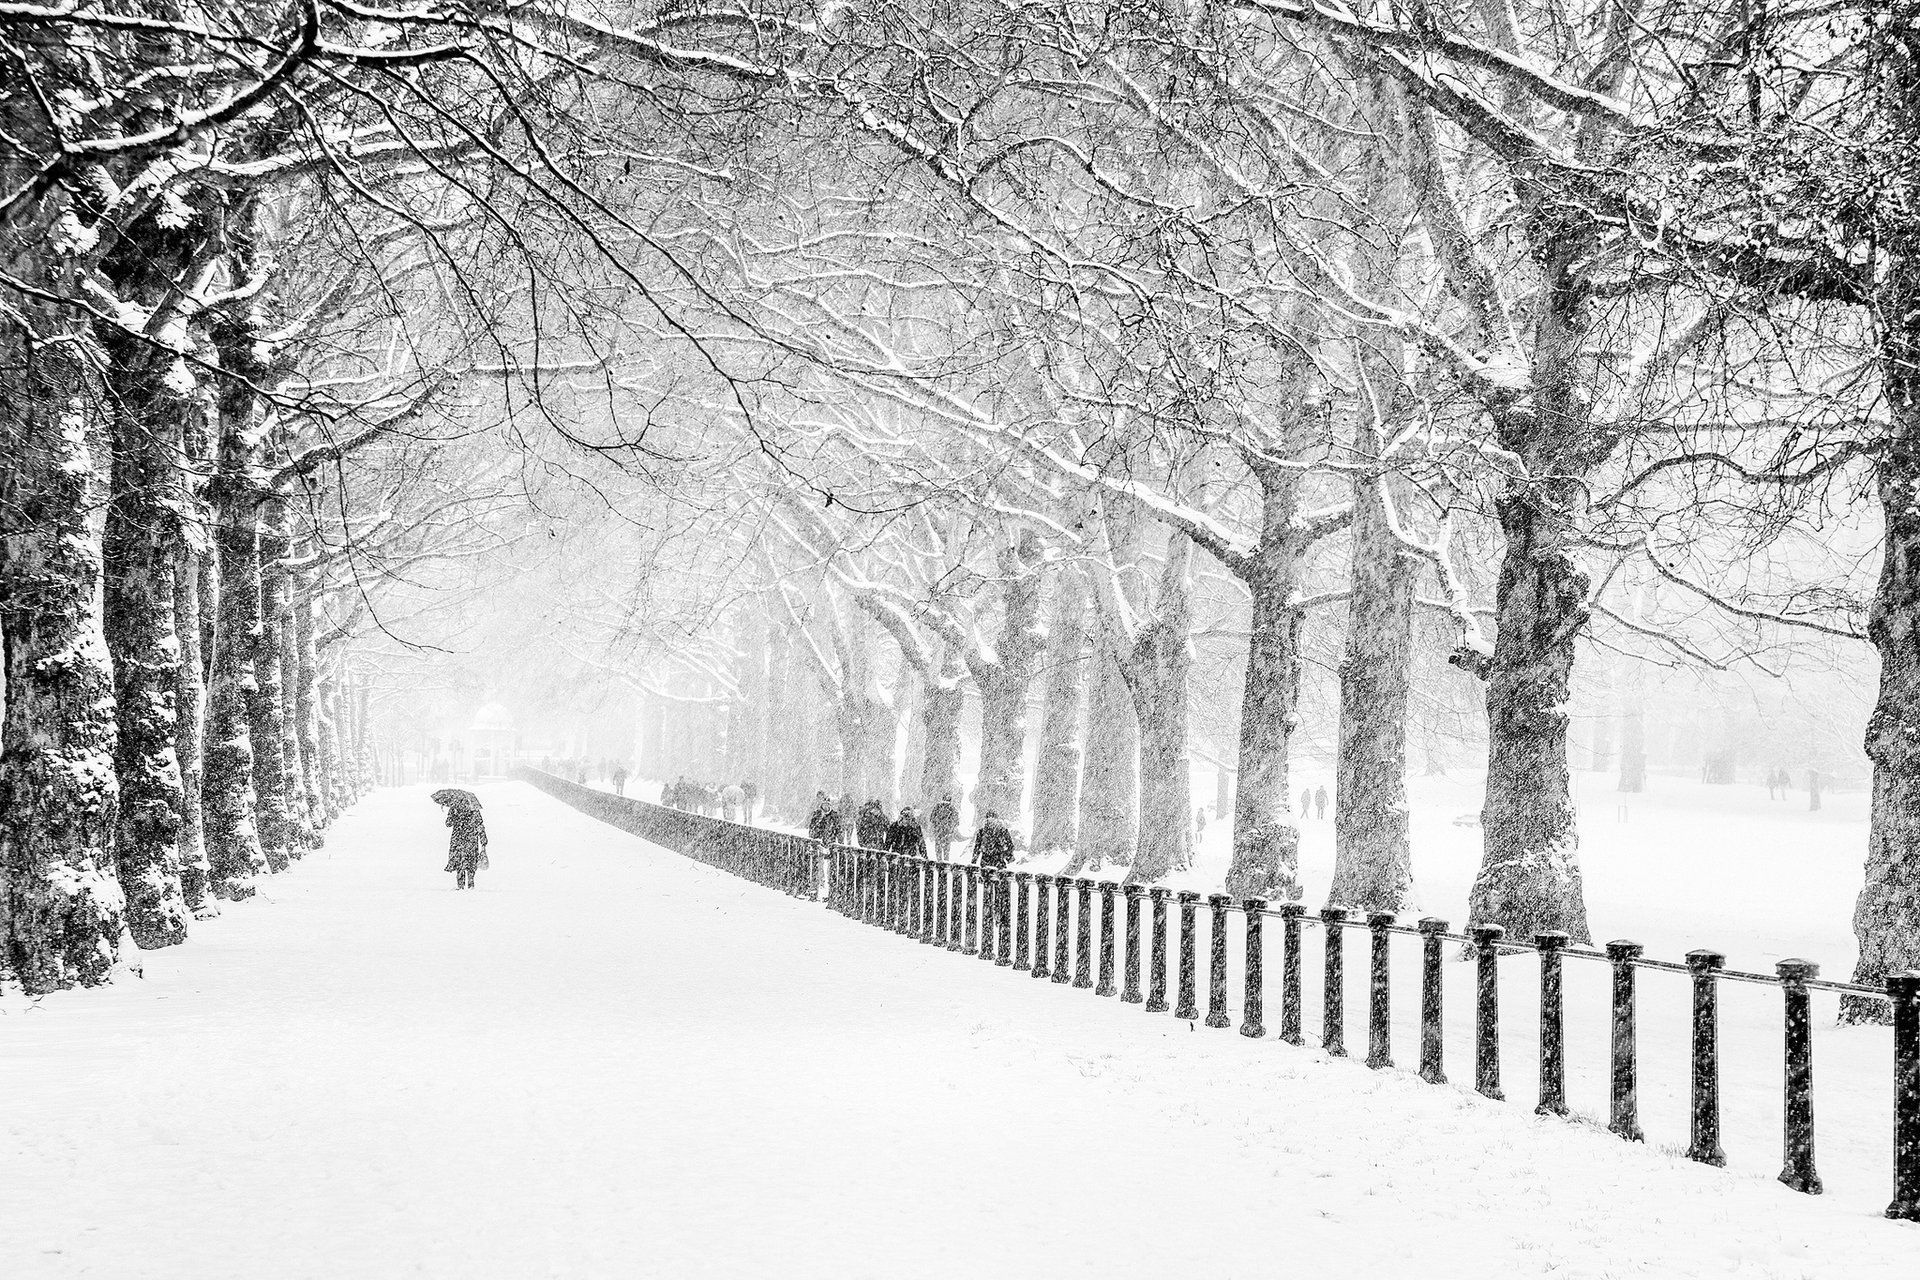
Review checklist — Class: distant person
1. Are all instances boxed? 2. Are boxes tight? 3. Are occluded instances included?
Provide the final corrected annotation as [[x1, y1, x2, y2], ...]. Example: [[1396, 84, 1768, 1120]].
[[611, 764, 629, 797], [1195, 806, 1208, 841], [885, 806, 928, 860], [720, 781, 746, 823], [928, 794, 959, 860], [1313, 786, 1328, 820], [1809, 769, 1823, 812], [856, 799, 891, 850], [807, 791, 843, 844], [1300, 788, 1311, 817], [741, 780, 759, 825], [444, 804, 489, 891]]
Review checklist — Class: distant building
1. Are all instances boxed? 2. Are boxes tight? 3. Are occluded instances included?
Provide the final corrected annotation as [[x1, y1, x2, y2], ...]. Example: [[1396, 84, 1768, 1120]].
[[469, 702, 518, 779]]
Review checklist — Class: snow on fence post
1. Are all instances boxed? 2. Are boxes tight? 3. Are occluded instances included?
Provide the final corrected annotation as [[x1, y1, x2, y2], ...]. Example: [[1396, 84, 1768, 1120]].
[[1279, 903, 1306, 1045], [1052, 878, 1072, 985], [1888, 971, 1920, 1220], [1073, 879, 1095, 989], [1536, 931, 1571, 1118], [1686, 948, 1727, 1167], [1146, 888, 1172, 1013], [1206, 895, 1233, 1028], [1366, 912, 1394, 1069], [1013, 873, 1033, 971], [962, 864, 981, 956], [996, 871, 1014, 966], [1122, 884, 1145, 1003], [1241, 900, 1267, 1038], [1607, 940, 1646, 1142], [1096, 882, 1118, 996], [1031, 874, 1053, 977], [1776, 958, 1823, 1194], [1471, 924, 1506, 1100], [1418, 918, 1448, 1084], [1174, 891, 1202, 1021], [1320, 906, 1350, 1057]]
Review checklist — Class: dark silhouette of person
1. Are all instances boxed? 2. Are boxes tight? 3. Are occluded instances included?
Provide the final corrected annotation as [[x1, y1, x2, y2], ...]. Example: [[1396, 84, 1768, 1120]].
[[856, 799, 890, 850], [1300, 788, 1311, 817], [444, 805, 488, 890], [742, 780, 759, 824], [1313, 786, 1328, 820], [928, 794, 959, 860], [974, 811, 1015, 870], [611, 764, 629, 797], [807, 792, 843, 844], [885, 806, 927, 859]]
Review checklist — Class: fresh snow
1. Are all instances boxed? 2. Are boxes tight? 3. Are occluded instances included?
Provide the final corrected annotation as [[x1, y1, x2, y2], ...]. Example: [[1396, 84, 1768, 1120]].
[[2, 780, 1915, 1278]]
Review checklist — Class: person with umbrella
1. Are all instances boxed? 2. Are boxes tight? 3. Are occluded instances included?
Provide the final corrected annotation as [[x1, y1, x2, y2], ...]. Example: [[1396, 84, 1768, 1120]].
[[433, 789, 489, 890]]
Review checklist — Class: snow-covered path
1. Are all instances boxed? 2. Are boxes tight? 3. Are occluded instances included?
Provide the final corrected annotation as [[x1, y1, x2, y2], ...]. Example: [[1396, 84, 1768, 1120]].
[[3, 784, 1915, 1279]]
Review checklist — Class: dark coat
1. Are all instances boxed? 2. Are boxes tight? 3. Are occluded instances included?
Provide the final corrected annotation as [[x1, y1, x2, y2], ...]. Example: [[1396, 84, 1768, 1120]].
[[974, 817, 1015, 869], [445, 807, 488, 871], [885, 813, 927, 859], [855, 801, 890, 849], [928, 800, 959, 838], [808, 804, 843, 844]]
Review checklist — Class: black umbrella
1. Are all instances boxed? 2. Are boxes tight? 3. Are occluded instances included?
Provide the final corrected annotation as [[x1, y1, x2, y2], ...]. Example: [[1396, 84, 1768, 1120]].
[[431, 788, 481, 811]]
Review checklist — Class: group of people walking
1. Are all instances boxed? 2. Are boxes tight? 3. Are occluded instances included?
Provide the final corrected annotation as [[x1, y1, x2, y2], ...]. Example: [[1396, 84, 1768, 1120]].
[[806, 792, 1013, 870], [664, 776, 759, 824]]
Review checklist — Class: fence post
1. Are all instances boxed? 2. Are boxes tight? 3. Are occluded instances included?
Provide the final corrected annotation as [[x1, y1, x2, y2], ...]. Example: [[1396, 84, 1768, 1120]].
[[1073, 879, 1095, 989], [1365, 912, 1394, 1069], [962, 865, 981, 957], [1052, 877, 1073, 985], [977, 868, 997, 962], [1013, 872, 1033, 971], [934, 860, 951, 948], [1147, 888, 1172, 1013], [1776, 958, 1822, 1194], [1471, 924, 1505, 1100], [921, 859, 937, 942], [1175, 891, 1202, 1020], [1279, 903, 1305, 1045], [1686, 948, 1727, 1167], [1241, 900, 1267, 1038], [1206, 895, 1232, 1028], [1536, 931, 1570, 1118], [1320, 906, 1350, 1057], [1096, 882, 1118, 996], [1888, 971, 1920, 1220], [947, 863, 965, 953], [1122, 884, 1145, 1003], [1418, 918, 1447, 1084], [995, 870, 1013, 967], [1607, 939, 1645, 1141], [1031, 874, 1053, 978]]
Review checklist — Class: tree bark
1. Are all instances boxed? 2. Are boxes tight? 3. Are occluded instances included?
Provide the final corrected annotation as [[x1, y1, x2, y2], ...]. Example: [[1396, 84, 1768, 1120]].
[[1116, 536, 1194, 883], [1076, 630, 1138, 870], [1462, 496, 1593, 942], [918, 650, 965, 816], [1030, 571, 1089, 855], [971, 531, 1044, 823], [0, 343, 131, 991], [249, 496, 295, 869], [174, 541, 215, 917], [1329, 474, 1418, 912], [294, 587, 328, 834], [1225, 565, 1304, 899]]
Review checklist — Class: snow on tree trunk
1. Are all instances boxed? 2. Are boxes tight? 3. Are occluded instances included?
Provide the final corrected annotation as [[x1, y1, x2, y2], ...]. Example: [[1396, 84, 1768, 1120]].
[[174, 540, 215, 917], [203, 496, 265, 898], [294, 588, 327, 834], [971, 532, 1043, 822], [1030, 571, 1088, 856], [0, 357, 131, 992], [1328, 475, 1417, 912], [1077, 636, 1139, 870], [833, 620, 895, 808], [1117, 536, 1194, 883], [918, 651, 964, 816], [1224, 568, 1304, 900], [249, 497, 294, 869], [353, 678, 375, 796], [1462, 497, 1593, 943], [316, 663, 346, 821], [277, 578, 309, 848], [101, 351, 191, 949]]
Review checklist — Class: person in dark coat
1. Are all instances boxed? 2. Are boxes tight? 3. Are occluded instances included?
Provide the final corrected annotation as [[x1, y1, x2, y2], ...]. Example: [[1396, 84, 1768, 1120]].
[[611, 765, 629, 797], [974, 811, 1014, 870], [807, 792, 843, 844], [885, 806, 928, 859], [856, 799, 890, 849], [742, 780, 760, 825], [1313, 785, 1329, 819], [1300, 788, 1311, 817], [444, 805, 489, 890], [928, 795, 959, 861]]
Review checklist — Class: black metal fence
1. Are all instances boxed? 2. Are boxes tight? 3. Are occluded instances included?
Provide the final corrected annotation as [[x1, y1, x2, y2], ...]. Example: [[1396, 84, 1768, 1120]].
[[516, 767, 1920, 1220]]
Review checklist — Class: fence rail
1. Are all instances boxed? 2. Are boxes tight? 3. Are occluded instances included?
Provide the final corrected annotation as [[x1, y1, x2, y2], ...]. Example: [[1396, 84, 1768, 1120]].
[[514, 767, 1920, 1220]]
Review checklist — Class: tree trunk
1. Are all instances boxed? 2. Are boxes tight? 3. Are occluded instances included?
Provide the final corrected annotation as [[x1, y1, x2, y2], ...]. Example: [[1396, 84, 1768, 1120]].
[[1076, 644, 1138, 870], [316, 663, 345, 821], [294, 587, 327, 834], [249, 497, 294, 870], [1030, 572, 1089, 855], [174, 541, 215, 917], [277, 573, 309, 849], [0, 345, 130, 992], [1463, 497, 1592, 942], [971, 532, 1044, 823], [1225, 568, 1304, 899], [919, 652, 964, 817], [101, 353, 192, 948], [1118, 536, 1194, 883], [1329, 476, 1418, 912]]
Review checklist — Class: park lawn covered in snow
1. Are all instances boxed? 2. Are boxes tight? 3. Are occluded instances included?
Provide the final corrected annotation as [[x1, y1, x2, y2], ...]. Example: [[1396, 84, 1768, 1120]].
[[3, 780, 1911, 1279]]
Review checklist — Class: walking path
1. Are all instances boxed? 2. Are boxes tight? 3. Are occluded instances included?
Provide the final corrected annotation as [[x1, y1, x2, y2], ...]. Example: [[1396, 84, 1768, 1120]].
[[1, 783, 1913, 1278]]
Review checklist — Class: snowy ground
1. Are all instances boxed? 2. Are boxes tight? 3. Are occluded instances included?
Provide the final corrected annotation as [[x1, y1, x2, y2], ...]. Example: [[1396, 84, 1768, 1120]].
[[3, 781, 1912, 1278]]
